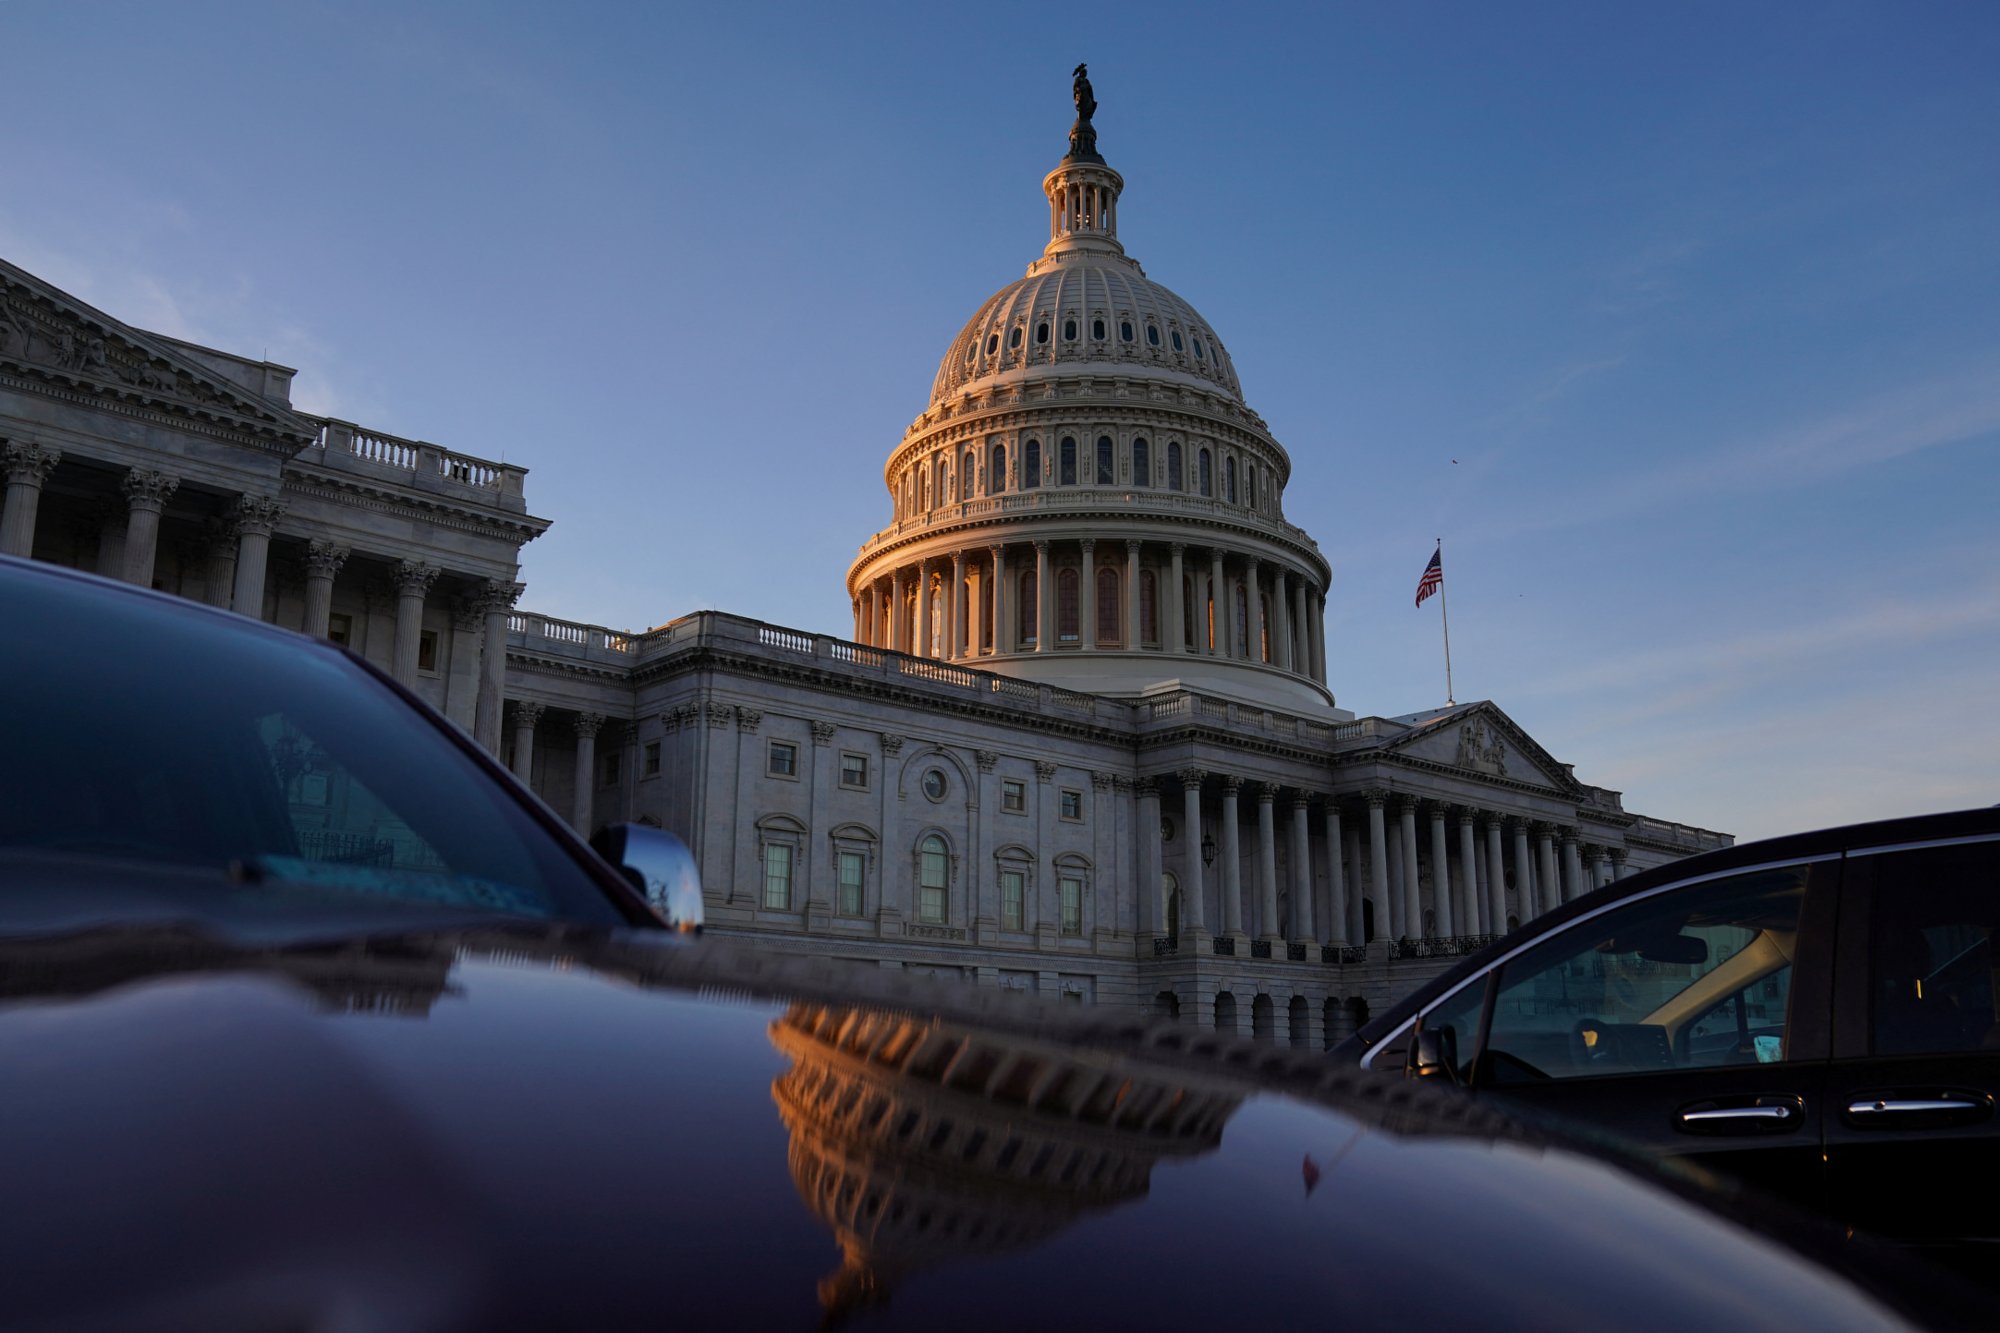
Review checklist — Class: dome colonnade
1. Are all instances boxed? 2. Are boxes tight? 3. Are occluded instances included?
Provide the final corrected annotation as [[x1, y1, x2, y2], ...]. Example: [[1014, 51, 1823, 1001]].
[[845, 79, 1332, 712]]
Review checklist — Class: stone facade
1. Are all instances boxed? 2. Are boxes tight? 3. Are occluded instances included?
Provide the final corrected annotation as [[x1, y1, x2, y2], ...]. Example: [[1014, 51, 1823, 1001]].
[[0, 107, 1728, 1048]]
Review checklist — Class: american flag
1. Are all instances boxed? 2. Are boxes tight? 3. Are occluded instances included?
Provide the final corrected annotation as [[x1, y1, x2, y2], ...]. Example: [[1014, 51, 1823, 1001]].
[[1414, 548, 1443, 607]]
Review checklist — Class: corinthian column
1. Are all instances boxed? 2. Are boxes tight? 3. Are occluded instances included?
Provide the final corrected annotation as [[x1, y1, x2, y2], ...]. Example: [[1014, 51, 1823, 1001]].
[[1178, 769, 1207, 935], [1079, 538, 1096, 652], [1323, 800, 1348, 946], [1289, 795, 1314, 942], [572, 712, 605, 832], [1124, 538, 1141, 649], [0, 440, 61, 558], [1429, 804, 1454, 936], [1219, 776, 1244, 937], [1272, 567, 1293, 671], [510, 701, 544, 783], [989, 545, 1008, 653], [1456, 809, 1482, 934], [119, 468, 179, 587], [1245, 557, 1264, 663], [473, 579, 523, 753], [1398, 798, 1422, 937], [1254, 782, 1279, 941], [230, 496, 284, 618], [949, 549, 967, 660], [1167, 542, 1186, 654], [302, 541, 349, 638], [1292, 579, 1310, 677], [391, 559, 440, 685], [1365, 790, 1390, 943], [1207, 548, 1224, 656], [1034, 540, 1052, 651]]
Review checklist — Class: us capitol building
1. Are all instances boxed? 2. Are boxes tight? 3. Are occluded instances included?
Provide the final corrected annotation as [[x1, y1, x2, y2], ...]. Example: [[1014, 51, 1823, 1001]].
[[0, 72, 1726, 1047]]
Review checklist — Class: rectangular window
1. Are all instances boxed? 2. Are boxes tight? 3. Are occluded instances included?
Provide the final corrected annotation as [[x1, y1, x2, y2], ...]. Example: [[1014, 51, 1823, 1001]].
[[416, 629, 439, 674], [1060, 877, 1083, 934], [643, 741, 661, 776], [327, 612, 352, 647], [1095, 437, 1114, 484], [768, 741, 797, 778], [840, 752, 868, 790], [764, 842, 794, 910], [601, 752, 621, 787], [1001, 870, 1025, 931], [1059, 789, 1083, 822], [838, 850, 866, 917], [1059, 437, 1077, 486], [1132, 438, 1150, 487], [1001, 779, 1027, 814], [1861, 840, 2000, 1057]]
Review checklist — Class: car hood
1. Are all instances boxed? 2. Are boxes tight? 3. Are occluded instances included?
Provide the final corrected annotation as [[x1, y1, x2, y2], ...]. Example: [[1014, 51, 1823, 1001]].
[[0, 926, 1941, 1332]]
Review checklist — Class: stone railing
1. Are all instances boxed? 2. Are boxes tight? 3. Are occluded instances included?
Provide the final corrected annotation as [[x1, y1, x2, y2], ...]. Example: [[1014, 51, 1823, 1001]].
[[305, 417, 527, 501], [1388, 933, 1500, 961], [854, 487, 1322, 562], [1152, 937, 1178, 957], [507, 612, 639, 662], [1629, 816, 1732, 853]]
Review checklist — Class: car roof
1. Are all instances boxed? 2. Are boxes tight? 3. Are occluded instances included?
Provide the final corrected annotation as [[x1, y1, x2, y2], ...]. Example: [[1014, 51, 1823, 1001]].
[[0, 552, 340, 650], [1345, 803, 2000, 1055]]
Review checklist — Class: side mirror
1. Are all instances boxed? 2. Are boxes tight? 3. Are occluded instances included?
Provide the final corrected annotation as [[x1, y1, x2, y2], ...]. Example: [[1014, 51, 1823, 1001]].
[[591, 824, 704, 933], [1405, 1018, 1461, 1084]]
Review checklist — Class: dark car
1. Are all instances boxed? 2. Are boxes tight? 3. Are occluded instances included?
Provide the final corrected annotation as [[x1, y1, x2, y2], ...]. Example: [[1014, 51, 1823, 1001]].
[[0, 556, 1979, 1329], [1333, 805, 2000, 1277]]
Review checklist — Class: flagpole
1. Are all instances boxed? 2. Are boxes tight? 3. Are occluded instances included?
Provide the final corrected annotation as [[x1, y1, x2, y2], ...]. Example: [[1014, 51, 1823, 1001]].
[[1436, 539, 1454, 705]]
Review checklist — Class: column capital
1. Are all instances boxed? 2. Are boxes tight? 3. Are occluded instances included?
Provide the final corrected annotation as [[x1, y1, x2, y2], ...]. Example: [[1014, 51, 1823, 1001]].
[[1560, 827, 1580, 848], [1134, 776, 1158, 798], [879, 732, 905, 754], [1090, 770, 1113, 791], [1532, 821, 1558, 840], [122, 468, 179, 513], [1255, 781, 1280, 804], [975, 749, 999, 771], [1033, 538, 1050, 553], [988, 542, 1005, 559], [1452, 804, 1480, 827], [1169, 541, 1186, 557], [1243, 554, 1261, 571], [1397, 794, 1421, 815], [1363, 788, 1388, 809], [393, 559, 441, 596], [1034, 760, 1059, 782], [1608, 848, 1629, 866], [574, 711, 607, 739], [1124, 537, 1140, 554], [734, 707, 763, 733], [1219, 774, 1243, 796], [1288, 792, 1314, 813], [304, 540, 349, 580], [3, 440, 61, 485], [230, 494, 284, 535], [1079, 537, 1095, 555], [810, 720, 838, 746], [1176, 766, 1206, 789], [477, 578, 525, 616], [1581, 842, 1605, 860], [511, 701, 545, 729]]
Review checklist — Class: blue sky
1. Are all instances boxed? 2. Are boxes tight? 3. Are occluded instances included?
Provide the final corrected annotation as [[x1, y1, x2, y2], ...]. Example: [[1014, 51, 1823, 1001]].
[[5, 2, 1995, 839]]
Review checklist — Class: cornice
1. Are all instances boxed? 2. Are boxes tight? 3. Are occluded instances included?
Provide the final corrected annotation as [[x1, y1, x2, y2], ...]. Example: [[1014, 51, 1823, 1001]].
[[0, 366, 306, 455], [890, 392, 1287, 482], [1335, 751, 1585, 806], [282, 469, 552, 544]]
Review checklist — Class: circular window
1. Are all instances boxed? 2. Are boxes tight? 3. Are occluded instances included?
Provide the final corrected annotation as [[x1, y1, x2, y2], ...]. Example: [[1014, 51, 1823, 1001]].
[[922, 769, 948, 802], [1161, 815, 1178, 842]]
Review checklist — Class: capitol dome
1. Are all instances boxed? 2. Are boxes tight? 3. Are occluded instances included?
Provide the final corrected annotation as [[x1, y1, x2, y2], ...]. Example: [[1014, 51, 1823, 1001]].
[[846, 71, 1339, 715]]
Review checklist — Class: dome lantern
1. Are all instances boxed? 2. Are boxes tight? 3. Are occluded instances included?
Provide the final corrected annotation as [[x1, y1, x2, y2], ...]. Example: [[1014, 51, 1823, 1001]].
[[1042, 64, 1126, 263]]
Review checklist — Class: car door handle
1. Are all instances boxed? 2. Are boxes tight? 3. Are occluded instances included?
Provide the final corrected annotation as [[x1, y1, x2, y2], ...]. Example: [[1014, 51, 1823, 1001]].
[[1846, 1097, 1981, 1116], [1676, 1095, 1805, 1135], [1840, 1090, 1994, 1130]]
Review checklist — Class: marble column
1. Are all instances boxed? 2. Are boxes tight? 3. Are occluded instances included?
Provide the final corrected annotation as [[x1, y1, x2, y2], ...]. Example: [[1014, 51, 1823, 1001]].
[[1219, 776, 1244, 937], [1137, 779, 1163, 935], [572, 712, 605, 832], [473, 578, 522, 753], [1429, 805, 1454, 937], [230, 496, 284, 618], [1244, 557, 1263, 663], [950, 549, 967, 661], [1562, 832, 1585, 903], [989, 547, 1008, 653], [302, 541, 349, 639], [1323, 801, 1348, 946], [1485, 818, 1508, 932], [0, 441, 61, 558], [1456, 809, 1482, 934], [1292, 580, 1310, 678], [510, 701, 543, 783], [1289, 795, 1313, 942], [1079, 539, 1096, 651], [1035, 540, 1052, 651], [1206, 548, 1224, 656], [1272, 567, 1293, 671], [119, 468, 179, 587], [391, 560, 440, 686], [1124, 539, 1141, 649], [1397, 799, 1421, 937], [1510, 821, 1535, 926], [1254, 782, 1279, 941], [1536, 825, 1561, 917], [1609, 849, 1628, 881], [1309, 593, 1327, 684], [1178, 770, 1207, 935], [914, 560, 933, 658], [1167, 542, 1186, 654], [1365, 791, 1390, 944]]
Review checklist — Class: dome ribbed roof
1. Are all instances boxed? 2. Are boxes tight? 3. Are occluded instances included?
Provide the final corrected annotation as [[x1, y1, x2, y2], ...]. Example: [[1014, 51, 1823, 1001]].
[[927, 257, 1244, 408]]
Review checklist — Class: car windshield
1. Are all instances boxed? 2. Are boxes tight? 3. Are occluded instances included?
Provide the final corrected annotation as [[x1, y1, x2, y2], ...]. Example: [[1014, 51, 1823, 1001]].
[[0, 570, 626, 935]]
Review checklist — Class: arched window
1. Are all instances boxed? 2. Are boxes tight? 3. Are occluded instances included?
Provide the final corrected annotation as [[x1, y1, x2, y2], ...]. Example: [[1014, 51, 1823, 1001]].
[[1057, 567, 1079, 642], [1132, 437, 1150, 487], [1095, 436, 1113, 485], [1140, 570, 1158, 643], [920, 470, 930, 511], [1259, 593, 1272, 661], [918, 835, 948, 923], [1233, 584, 1249, 657], [1247, 463, 1257, 510], [1194, 336, 1206, 360], [1018, 567, 1038, 644], [1225, 456, 1237, 504], [1009, 326, 1023, 350], [985, 333, 998, 356], [1198, 448, 1213, 497], [961, 450, 974, 500], [1171, 329, 1184, 352], [1096, 567, 1119, 644], [1035, 321, 1049, 345], [1063, 317, 1077, 340], [1093, 317, 1106, 340], [1146, 324, 1161, 347], [1167, 441, 1183, 491], [1119, 319, 1134, 343], [1214, 991, 1237, 1033], [1023, 439, 1041, 488], [1182, 575, 1197, 650], [1059, 437, 1077, 486], [990, 441, 1007, 494], [931, 585, 945, 657]]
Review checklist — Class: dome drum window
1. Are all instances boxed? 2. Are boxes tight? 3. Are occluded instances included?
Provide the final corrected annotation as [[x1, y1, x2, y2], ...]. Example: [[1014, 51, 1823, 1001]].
[[1058, 437, 1077, 486], [1132, 437, 1150, 488], [985, 334, 998, 355], [1170, 330, 1184, 353], [1095, 436, 1113, 485], [1092, 318, 1106, 340], [1009, 327, 1023, 350], [1119, 320, 1134, 343], [1146, 324, 1160, 347], [1062, 318, 1077, 341], [1035, 321, 1050, 345], [1023, 439, 1041, 488]]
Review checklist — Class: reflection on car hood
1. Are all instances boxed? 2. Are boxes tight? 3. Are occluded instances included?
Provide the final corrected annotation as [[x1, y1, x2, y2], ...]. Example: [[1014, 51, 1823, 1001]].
[[0, 927, 1937, 1331]]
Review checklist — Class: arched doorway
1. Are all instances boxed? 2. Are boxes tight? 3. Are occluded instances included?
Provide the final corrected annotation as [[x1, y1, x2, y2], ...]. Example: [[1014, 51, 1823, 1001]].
[[1251, 994, 1274, 1042], [1214, 990, 1237, 1035], [1153, 990, 1180, 1022], [1288, 995, 1309, 1048]]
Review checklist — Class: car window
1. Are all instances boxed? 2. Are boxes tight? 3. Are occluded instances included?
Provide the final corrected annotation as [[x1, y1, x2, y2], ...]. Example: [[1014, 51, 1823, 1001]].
[[1862, 839, 2000, 1057], [1416, 977, 1488, 1079], [1482, 865, 1808, 1082]]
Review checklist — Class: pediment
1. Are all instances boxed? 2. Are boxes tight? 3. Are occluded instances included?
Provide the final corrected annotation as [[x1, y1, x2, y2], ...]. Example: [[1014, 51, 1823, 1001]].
[[1379, 701, 1579, 793], [0, 259, 314, 445]]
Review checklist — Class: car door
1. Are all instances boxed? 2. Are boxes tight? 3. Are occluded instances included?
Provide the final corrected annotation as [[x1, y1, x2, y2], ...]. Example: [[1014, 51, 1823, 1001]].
[[1465, 857, 1840, 1214], [1823, 831, 2000, 1258]]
